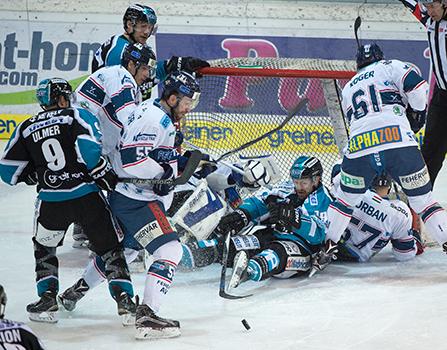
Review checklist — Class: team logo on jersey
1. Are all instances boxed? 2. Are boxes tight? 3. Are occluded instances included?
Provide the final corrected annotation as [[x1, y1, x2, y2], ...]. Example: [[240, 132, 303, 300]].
[[393, 106, 404, 116], [340, 170, 365, 189], [399, 167, 430, 190], [348, 126, 402, 153], [160, 115, 171, 129]]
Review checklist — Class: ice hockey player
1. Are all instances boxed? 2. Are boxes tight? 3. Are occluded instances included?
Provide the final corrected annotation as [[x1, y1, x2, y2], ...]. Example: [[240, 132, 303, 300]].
[[0, 78, 136, 324], [92, 4, 209, 92], [0, 285, 46, 350], [59, 71, 201, 340], [217, 156, 333, 288], [311, 43, 447, 275], [333, 172, 424, 262]]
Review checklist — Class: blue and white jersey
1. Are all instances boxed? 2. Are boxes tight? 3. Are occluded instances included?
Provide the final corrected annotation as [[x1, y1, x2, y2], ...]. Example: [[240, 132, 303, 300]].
[[0, 318, 45, 349], [0, 107, 102, 202], [116, 99, 178, 209], [239, 181, 333, 246], [91, 34, 167, 81], [340, 190, 416, 262], [341, 59, 428, 158], [74, 65, 141, 176]]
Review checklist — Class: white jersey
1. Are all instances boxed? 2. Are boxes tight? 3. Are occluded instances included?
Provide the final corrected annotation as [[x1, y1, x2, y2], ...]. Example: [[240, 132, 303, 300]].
[[74, 65, 142, 177], [115, 99, 178, 209], [341, 59, 428, 158], [341, 189, 416, 262]]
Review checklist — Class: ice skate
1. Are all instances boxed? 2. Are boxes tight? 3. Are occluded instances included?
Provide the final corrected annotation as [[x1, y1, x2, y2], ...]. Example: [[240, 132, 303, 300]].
[[27, 290, 58, 323], [114, 289, 137, 326], [135, 304, 180, 340], [229, 251, 250, 289], [58, 278, 89, 311]]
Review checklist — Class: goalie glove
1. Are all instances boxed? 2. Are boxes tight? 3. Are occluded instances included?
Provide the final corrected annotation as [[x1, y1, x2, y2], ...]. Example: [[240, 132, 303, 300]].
[[215, 209, 250, 236], [89, 156, 118, 192], [165, 56, 210, 75], [242, 160, 271, 189], [309, 239, 338, 277], [406, 106, 426, 134]]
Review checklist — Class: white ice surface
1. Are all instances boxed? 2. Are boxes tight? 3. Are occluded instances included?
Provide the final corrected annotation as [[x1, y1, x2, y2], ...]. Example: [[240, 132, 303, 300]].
[[1, 140, 447, 350]]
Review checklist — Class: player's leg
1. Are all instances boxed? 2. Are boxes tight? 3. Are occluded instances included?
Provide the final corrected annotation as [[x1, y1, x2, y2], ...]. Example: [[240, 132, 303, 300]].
[[77, 192, 136, 321], [27, 200, 71, 323], [421, 88, 447, 185], [325, 155, 377, 243], [387, 146, 447, 246]]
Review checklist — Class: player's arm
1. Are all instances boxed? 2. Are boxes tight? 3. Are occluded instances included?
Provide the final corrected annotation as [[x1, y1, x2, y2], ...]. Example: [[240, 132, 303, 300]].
[[109, 75, 139, 124], [20, 324, 46, 350], [389, 201, 418, 261], [0, 121, 34, 185], [74, 75, 106, 116], [398, 0, 429, 25]]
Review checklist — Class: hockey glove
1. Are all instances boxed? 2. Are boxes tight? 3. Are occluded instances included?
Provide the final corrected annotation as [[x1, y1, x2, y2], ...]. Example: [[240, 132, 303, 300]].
[[242, 160, 271, 189], [152, 163, 175, 196], [309, 239, 338, 276], [267, 200, 301, 232], [216, 209, 251, 236], [165, 56, 210, 75], [20, 171, 38, 186], [406, 106, 426, 134], [89, 156, 118, 192]]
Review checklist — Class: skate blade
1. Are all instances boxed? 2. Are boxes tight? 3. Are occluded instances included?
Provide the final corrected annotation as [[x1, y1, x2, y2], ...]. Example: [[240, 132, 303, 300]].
[[135, 327, 181, 340], [229, 252, 248, 289], [122, 313, 136, 327], [28, 311, 58, 323]]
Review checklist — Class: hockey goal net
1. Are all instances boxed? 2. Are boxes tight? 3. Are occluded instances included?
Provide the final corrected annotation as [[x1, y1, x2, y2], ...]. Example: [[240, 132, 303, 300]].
[[184, 57, 356, 186]]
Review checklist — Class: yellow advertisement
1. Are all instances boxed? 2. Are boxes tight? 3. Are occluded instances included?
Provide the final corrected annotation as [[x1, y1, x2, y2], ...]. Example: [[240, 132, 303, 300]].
[[0, 114, 31, 140]]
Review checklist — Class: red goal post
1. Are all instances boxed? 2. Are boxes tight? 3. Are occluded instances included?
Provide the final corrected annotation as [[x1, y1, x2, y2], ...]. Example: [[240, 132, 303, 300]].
[[185, 57, 357, 185]]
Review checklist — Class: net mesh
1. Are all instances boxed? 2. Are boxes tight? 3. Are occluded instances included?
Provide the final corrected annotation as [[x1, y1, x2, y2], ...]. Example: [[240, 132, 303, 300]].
[[183, 58, 356, 186]]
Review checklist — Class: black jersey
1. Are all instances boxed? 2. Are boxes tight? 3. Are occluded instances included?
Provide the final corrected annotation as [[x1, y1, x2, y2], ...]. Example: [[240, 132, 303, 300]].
[[0, 319, 45, 350], [0, 107, 103, 202]]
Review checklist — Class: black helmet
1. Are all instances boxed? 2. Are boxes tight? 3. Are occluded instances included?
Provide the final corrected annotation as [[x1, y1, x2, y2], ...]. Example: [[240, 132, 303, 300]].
[[36, 78, 72, 108], [290, 156, 323, 180], [161, 71, 201, 108], [356, 43, 384, 70], [123, 4, 157, 30], [121, 43, 157, 70], [0, 285, 6, 319], [371, 172, 393, 188]]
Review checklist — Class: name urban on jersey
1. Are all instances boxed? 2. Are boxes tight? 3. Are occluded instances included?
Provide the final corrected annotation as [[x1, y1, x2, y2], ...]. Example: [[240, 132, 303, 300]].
[[355, 201, 388, 222]]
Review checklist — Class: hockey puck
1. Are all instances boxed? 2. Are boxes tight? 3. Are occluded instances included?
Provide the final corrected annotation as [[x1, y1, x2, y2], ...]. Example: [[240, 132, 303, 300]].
[[241, 319, 251, 330]]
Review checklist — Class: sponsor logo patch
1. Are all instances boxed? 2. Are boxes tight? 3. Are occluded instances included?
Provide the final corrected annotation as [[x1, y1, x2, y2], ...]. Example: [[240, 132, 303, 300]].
[[399, 167, 430, 190], [340, 170, 365, 189]]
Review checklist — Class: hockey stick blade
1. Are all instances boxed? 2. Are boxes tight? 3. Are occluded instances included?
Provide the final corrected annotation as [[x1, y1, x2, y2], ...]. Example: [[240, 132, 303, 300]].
[[219, 289, 253, 300], [215, 98, 308, 163], [354, 16, 362, 48], [120, 150, 202, 186]]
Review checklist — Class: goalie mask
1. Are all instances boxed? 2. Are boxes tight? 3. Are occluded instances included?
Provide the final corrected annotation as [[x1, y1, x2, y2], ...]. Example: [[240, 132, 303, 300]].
[[356, 43, 384, 70], [290, 156, 323, 200], [36, 78, 72, 109], [0, 285, 6, 319]]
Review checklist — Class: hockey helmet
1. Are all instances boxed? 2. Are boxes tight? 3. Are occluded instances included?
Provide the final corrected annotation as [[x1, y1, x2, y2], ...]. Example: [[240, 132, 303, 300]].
[[36, 77, 72, 108], [371, 172, 393, 189], [356, 43, 384, 70], [0, 285, 6, 319], [161, 71, 201, 110], [121, 43, 157, 70], [123, 4, 157, 29], [290, 156, 323, 180]]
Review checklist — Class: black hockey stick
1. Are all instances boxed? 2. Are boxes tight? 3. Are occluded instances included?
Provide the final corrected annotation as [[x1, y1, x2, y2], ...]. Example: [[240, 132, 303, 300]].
[[120, 150, 202, 186], [354, 16, 362, 49], [214, 98, 308, 163], [219, 233, 253, 300]]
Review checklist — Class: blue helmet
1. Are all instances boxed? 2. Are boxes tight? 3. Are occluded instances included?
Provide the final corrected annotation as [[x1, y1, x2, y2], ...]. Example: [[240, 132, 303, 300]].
[[290, 156, 323, 180], [371, 172, 393, 188], [356, 43, 384, 70], [161, 71, 201, 108], [36, 77, 72, 108], [123, 4, 157, 29], [121, 43, 156, 69]]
